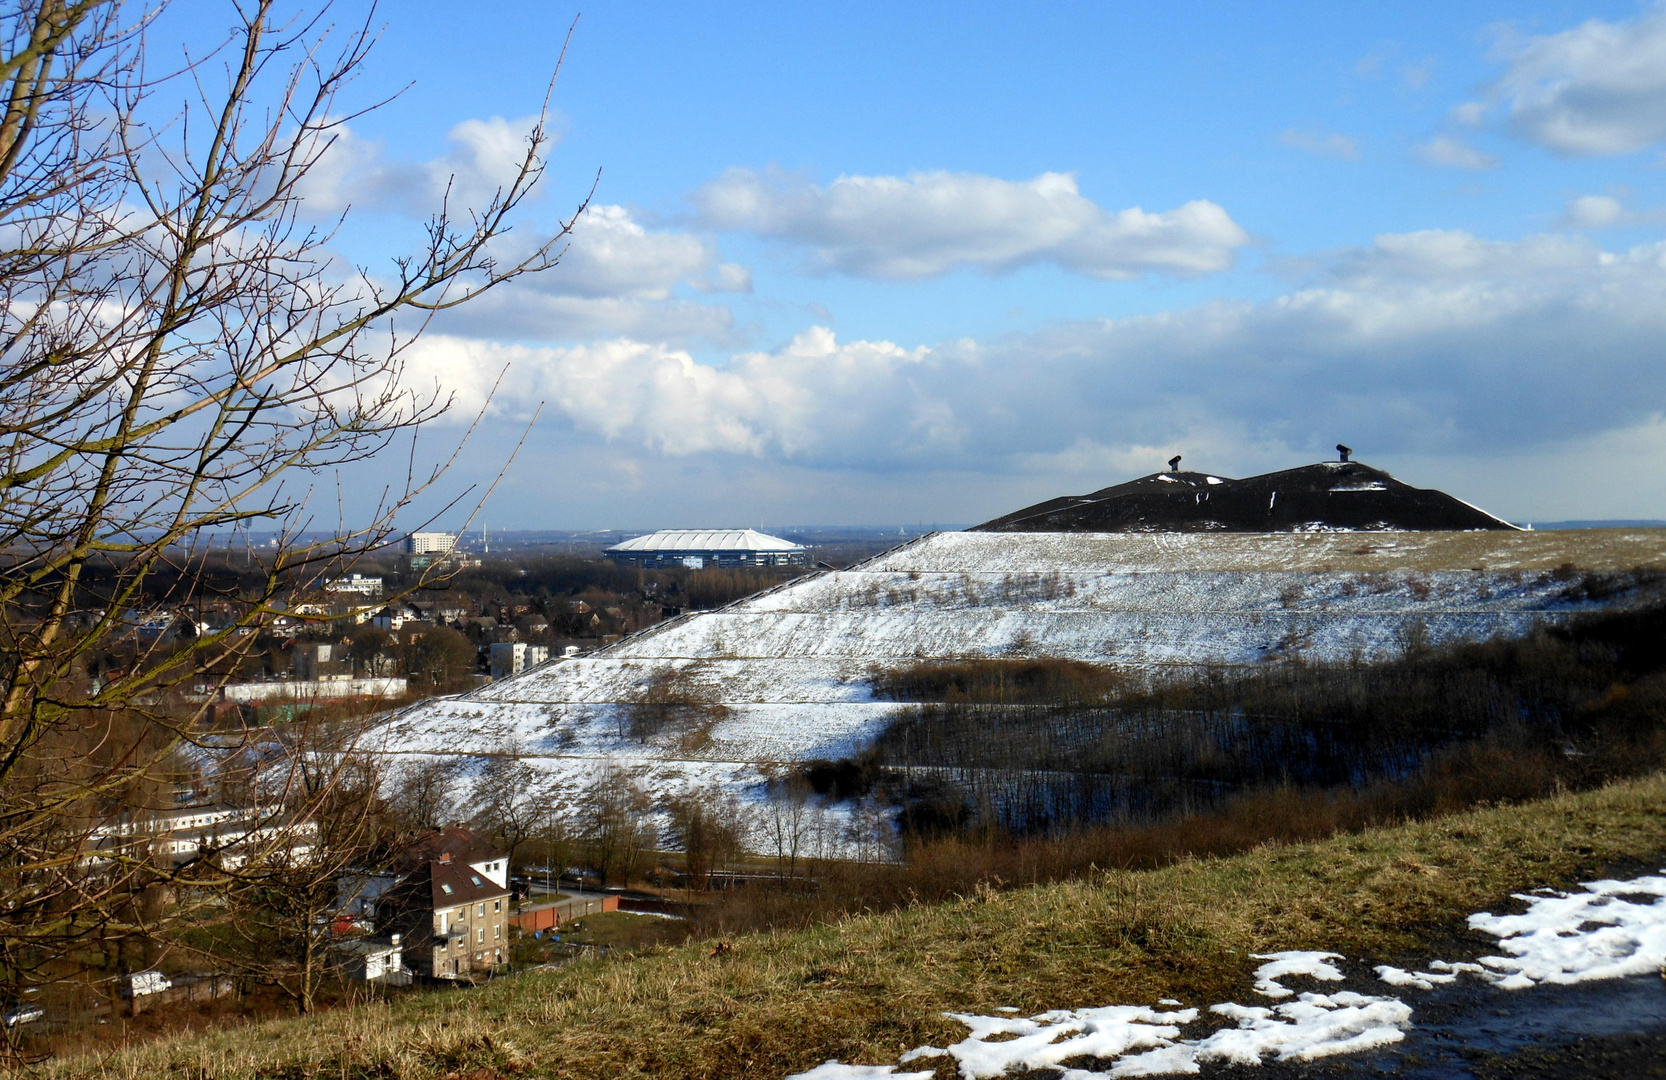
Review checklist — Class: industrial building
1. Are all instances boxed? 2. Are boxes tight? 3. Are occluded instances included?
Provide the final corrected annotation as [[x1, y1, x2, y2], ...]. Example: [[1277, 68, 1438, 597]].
[[605, 529, 808, 568]]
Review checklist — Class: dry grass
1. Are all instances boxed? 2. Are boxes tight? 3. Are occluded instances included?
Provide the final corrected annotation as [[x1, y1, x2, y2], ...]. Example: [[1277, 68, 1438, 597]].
[[49, 771, 1666, 1080]]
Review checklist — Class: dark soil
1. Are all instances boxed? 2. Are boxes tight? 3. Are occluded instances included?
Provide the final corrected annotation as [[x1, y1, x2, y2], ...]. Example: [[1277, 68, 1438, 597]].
[[975, 461, 1516, 532]]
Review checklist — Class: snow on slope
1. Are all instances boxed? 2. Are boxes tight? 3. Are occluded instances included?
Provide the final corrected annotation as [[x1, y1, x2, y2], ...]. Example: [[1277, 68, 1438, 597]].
[[371, 530, 1666, 808]]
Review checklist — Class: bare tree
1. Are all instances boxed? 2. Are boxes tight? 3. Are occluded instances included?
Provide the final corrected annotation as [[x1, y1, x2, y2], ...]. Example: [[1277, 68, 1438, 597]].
[[762, 770, 813, 880], [666, 785, 747, 890], [577, 763, 654, 887], [0, 0, 583, 1033], [383, 755, 464, 832], [202, 712, 389, 1015], [470, 748, 541, 871]]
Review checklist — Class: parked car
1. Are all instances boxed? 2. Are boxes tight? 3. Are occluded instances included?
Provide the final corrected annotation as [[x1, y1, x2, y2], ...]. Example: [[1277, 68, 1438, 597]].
[[122, 970, 172, 998], [2, 1004, 43, 1027]]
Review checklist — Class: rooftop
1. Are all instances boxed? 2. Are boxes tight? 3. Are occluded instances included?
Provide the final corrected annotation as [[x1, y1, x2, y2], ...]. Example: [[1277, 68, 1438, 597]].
[[607, 529, 806, 554]]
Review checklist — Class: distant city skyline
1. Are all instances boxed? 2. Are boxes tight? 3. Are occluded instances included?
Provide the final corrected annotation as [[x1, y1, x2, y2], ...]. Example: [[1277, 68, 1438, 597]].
[[237, 1, 1666, 528]]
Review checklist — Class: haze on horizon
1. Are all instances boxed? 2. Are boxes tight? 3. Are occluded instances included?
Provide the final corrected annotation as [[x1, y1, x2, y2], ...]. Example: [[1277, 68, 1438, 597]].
[[279, 1, 1666, 531]]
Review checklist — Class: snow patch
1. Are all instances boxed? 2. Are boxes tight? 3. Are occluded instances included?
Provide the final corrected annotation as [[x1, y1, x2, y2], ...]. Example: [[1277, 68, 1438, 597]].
[[791, 871, 1666, 1079], [896, 1005, 1199, 1078], [1251, 951, 1345, 998], [1468, 873, 1666, 988], [785, 1063, 934, 1080], [1371, 872, 1666, 993], [1195, 992, 1412, 1065]]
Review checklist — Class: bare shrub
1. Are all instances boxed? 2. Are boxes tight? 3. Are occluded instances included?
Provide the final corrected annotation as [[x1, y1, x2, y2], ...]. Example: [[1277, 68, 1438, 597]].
[[620, 667, 730, 748]]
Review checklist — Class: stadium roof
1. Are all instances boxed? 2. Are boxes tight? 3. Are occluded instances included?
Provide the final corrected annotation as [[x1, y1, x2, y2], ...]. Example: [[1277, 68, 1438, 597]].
[[607, 529, 805, 553]]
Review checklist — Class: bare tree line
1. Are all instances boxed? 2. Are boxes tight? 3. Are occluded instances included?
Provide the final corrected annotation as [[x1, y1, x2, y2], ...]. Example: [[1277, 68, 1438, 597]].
[[0, 0, 586, 1052]]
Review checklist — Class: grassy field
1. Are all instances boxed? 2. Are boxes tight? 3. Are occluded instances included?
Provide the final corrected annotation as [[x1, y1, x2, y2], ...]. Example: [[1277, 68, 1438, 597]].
[[49, 772, 1666, 1080]]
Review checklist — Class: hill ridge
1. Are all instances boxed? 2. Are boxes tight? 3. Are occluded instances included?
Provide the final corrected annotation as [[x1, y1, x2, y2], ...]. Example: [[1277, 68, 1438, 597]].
[[975, 460, 1517, 533]]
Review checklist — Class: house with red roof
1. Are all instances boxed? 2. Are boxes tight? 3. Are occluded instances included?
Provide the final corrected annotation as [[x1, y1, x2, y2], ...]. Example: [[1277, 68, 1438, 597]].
[[371, 828, 511, 979]]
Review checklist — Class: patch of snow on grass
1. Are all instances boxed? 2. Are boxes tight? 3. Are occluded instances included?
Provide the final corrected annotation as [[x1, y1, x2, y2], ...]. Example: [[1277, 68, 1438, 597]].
[[1468, 872, 1666, 989], [1194, 992, 1412, 1065], [1250, 951, 1345, 997], [1370, 871, 1666, 993], [897, 1005, 1199, 1078], [881, 986, 1412, 1078], [789, 871, 1666, 1079], [1372, 965, 1458, 991], [785, 1063, 934, 1080]]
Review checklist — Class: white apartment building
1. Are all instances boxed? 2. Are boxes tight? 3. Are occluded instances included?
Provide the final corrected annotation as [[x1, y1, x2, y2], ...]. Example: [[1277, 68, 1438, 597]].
[[324, 574, 383, 597], [489, 642, 549, 680], [404, 532, 457, 555]]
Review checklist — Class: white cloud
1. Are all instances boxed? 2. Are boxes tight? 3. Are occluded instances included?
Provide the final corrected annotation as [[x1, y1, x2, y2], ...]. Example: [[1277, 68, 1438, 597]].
[[695, 262, 754, 294], [1562, 194, 1627, 228], [403, 327, 945, 461], [1449, 101, 1488, 127], [1281, 130, 1361, 160], [1415, 135, 1501, 170], [1491, 10, 1666, 155], [296, 115, 546, 216], [530, 205, 715, 299], [692, 168, 1249, 280], [1559, 193, 1666, 229], [407, 228, 1666, 492]]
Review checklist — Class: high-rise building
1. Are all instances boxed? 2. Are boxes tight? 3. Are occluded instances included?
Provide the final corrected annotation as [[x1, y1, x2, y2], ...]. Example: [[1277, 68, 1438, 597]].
[[404, 532, 457, 555]]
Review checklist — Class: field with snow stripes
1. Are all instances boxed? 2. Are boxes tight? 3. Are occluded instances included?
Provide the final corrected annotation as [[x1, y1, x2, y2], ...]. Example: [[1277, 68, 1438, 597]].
[[372, 530, 1666, 809]]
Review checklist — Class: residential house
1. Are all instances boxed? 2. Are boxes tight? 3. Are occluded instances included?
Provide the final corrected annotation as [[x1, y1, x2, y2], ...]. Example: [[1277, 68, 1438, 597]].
[[372, 603, 421, 631], [372, 829, 512, 980], [292, 642, 347, 681], [337, 933, 407, 983]]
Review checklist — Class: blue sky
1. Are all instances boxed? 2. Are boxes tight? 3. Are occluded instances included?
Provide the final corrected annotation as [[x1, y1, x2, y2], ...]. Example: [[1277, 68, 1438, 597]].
[[249, 1, 1666, 528]]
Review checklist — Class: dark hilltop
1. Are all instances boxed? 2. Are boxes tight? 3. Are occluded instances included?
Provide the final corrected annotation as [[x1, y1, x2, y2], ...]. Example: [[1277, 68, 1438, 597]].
[[976, 457, 1519, 533]]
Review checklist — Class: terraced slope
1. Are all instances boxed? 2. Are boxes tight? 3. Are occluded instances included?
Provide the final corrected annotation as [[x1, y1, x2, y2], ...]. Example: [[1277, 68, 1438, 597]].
[[373, 529, 1666, 809]]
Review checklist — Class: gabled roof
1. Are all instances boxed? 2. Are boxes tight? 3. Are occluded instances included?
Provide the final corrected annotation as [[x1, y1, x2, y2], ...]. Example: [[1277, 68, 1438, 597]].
[[381, 857, 508, 915], [607, 529, 805, 553], [425, 858, 509, 907], [391, 827, 504, 874]]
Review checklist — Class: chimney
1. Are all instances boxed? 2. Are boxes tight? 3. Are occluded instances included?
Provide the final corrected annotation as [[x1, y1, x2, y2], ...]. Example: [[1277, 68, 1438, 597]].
[[1336, 444, 1352, 463], [1168, 454, 1182, 473], [439, 852, 452, 864]]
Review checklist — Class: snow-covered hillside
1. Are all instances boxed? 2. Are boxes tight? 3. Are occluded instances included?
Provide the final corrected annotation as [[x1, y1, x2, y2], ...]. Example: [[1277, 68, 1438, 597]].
[[372, 529, 1666, 807]]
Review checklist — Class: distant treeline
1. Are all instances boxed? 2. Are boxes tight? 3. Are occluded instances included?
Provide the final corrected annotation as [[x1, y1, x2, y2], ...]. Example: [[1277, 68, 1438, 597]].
[[807, 602, 1666, 837]]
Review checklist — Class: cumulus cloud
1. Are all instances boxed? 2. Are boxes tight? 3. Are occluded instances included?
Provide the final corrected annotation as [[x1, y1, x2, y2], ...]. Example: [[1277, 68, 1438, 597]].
[[528, 205, 715, 299], [1415, 135, 1501, 170], [691, 168, 1250, 280], [402, 327, 947, 461], [298, 122, 752, 327], [407, 228, 1666, 485], [1281, 129, 1360, 160], [296, 115, 546, 216], [1490, 10, 1666, 155], [1559, 193, 1666, 230]]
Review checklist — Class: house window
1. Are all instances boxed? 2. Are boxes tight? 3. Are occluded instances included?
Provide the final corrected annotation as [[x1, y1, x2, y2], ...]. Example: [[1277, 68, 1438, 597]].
[[493, 900, 501, 912], [477, 927, 485, 943], [494, 924, 501, 939], [477, 903, 485, 917], [440, 883, 453, 895]]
